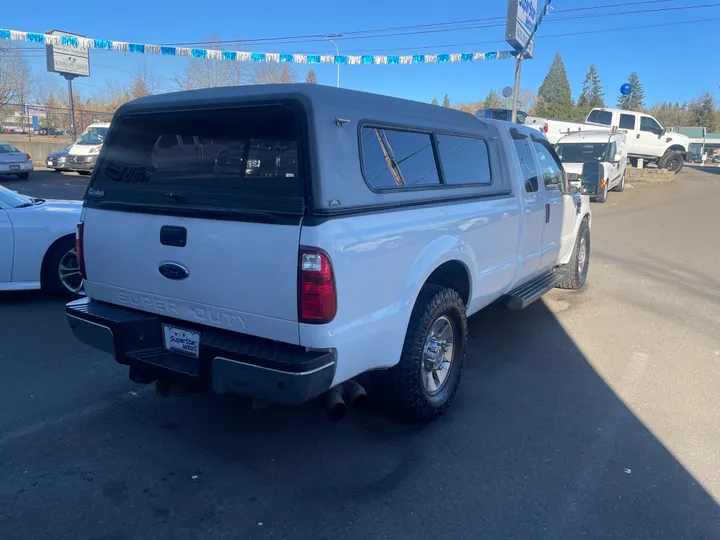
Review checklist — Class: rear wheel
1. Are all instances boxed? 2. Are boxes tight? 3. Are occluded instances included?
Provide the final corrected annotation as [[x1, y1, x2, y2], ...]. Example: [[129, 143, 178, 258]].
[[373, 285, 467, 423], [16, 172, 29, 180], [42, 236, 83, 300], [556, 218, 590, 290], [658, 151, 684, 173]]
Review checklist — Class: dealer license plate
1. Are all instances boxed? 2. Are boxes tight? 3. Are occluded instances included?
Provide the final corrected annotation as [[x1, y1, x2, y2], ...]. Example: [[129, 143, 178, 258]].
[[9, 165, 20, 170], [162, 325, 200, 358]]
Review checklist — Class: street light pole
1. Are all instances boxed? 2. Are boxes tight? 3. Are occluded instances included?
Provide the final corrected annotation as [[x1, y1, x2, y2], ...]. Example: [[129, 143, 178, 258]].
[[326, 34, 341, 88]]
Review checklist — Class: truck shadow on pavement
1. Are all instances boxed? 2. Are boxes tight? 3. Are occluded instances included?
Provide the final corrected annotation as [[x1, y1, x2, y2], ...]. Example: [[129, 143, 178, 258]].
[[1, 296, 719, 540]]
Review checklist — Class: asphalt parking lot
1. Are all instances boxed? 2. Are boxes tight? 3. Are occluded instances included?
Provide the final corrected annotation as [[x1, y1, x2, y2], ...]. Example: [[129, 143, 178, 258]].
[[1, 167, 719, 540]]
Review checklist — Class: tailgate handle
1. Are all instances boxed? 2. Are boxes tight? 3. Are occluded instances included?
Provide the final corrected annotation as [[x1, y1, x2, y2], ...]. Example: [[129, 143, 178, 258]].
[[160, 226, 187, 247]]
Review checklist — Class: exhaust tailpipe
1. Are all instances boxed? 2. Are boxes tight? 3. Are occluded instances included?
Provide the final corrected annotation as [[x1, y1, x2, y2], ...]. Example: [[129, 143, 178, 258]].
[[343, 379, 368, 407], [324, 386, 346, 423]]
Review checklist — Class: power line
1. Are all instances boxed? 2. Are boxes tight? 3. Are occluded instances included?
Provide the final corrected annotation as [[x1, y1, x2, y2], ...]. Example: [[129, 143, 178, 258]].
[[161, 0, 680, 47], [325, 16, 720, 55]]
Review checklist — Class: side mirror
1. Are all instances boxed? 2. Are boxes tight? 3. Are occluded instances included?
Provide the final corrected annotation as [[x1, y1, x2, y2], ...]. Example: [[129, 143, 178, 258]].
[[613, 152, 623, 163], [568, 184, 579, 195], [581, 162, 604, 196]]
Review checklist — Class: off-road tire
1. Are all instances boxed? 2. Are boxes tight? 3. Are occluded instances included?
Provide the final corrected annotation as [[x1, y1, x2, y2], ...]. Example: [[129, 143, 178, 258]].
[[658, 151, 684, 174], [373, 285, 467, 423], [556, 218, 590, 290]]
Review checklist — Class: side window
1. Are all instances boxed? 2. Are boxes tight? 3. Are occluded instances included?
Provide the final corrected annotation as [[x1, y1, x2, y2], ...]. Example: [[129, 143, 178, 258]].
[[491, 110, 508, 121], [640, 116, 663, 135], [532, 139, 565, 192], [587, 110, 612, 125], [361, 127, 439, 189], [619, 114, 636, 130], [435, 134, 491, 185], [511, 134, 539, 193]]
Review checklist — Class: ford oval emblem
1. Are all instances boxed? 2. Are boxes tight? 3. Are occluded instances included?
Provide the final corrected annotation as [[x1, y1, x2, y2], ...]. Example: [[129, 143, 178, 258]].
[[158, 262, 189, 280]]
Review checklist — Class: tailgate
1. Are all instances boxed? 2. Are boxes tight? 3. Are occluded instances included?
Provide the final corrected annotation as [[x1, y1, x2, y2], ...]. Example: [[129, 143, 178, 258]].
[[81, 102, 307, 345]]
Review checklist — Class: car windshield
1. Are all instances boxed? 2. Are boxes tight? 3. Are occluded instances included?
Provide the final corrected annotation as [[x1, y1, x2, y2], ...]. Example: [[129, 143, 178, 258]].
[[76, 127, 108, 145], [0, 184, 33, 208], [0, 143, 21, 153], [556, 142, 609, 163]]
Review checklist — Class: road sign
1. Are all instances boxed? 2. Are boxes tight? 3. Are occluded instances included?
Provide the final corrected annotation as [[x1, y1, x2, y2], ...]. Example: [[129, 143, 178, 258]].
[[506, 0, 538, 59], [32, 116, 39, 132], [45, 30, 90, 78]]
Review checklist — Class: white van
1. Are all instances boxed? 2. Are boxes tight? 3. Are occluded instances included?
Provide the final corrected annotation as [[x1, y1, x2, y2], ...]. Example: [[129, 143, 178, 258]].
[[555, 130, 627, 203], [67, 122, 110, 175]]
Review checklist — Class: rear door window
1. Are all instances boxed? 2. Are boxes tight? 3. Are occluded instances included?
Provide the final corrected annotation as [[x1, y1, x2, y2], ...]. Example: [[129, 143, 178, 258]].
[[90, 105, 305, 214], [619, 114, 636, 130]]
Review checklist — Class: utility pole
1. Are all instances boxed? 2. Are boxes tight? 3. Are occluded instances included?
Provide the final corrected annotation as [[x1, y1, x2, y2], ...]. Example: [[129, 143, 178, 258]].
[[511, 0, 551, 123], [326, 34, 342, 88], [64, 74, 77, 142]]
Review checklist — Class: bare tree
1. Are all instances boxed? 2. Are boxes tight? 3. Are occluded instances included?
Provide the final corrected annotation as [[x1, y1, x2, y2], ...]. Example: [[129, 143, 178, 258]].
[[175, 35, 249, 90], [0, 45, 30, 108], [130, 62, 165, 99], [252, 63, 297, 84]]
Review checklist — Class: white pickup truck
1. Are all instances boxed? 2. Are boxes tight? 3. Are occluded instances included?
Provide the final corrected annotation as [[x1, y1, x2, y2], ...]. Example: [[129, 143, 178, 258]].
[[539, 108, 690, 173], [66, 85, 591, 423]]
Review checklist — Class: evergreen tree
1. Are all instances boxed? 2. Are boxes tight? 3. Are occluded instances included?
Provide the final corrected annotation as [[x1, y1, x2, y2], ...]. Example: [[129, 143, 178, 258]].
[[442, 94, 451, 108], [305, 69, 318, 84], [431, 97, 439, 106], [575, 64, 605, 120], [617, 72, 645, 111], [279, 65, 292, 84], [483, 89, 505, 109], [691, 92, 716, 130], [534, 53, 574, 121]]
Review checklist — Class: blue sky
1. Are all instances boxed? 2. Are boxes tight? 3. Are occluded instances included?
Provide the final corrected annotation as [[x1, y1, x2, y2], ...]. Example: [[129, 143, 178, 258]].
[[4, 0, 720, 108]]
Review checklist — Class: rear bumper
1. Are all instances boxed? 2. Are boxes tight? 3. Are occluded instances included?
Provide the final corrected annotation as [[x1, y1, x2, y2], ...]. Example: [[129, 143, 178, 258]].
[[0, 162, 33, 174], [66, 298, 336, 404]]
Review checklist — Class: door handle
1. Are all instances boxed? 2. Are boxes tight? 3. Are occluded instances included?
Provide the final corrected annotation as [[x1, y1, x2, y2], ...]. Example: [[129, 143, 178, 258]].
[[545, 203, 550, 223], [636, 133, 641, 139]]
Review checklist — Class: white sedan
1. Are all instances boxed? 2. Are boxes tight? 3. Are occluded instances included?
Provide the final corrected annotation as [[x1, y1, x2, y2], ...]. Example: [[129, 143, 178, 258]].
[[0, 185, 82, 298]]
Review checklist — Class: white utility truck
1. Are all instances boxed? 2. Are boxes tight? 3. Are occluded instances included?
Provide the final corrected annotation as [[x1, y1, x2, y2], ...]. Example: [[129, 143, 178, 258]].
[[556, 130, 627, 203], [66, 85, 591, 423], [540, 108, 689, 173]]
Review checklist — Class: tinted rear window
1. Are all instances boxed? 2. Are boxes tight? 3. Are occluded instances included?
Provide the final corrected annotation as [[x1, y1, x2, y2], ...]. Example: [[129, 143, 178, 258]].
[[587, 110, 612, 126], [89, 105, 305, 214]]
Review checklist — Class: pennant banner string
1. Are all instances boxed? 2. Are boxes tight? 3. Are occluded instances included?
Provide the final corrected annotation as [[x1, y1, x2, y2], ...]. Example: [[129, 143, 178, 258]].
[[0, 28, 515, 65]]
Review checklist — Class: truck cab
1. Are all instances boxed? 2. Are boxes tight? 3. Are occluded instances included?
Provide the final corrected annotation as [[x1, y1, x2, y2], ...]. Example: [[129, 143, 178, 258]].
[[541, 108, 689, 173], [555, 130, 627, 203]]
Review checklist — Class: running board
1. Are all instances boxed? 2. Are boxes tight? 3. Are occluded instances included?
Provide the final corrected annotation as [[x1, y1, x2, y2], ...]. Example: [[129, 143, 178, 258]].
[[501, 269, 567, 311]]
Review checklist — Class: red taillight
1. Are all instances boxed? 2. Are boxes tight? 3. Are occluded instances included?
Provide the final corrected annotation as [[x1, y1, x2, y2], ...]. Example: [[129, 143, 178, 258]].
[[76, 222, 87, 280], [543, 123, 549, 134], [298, 247, 337, 324], [25, 153, 31, 160]]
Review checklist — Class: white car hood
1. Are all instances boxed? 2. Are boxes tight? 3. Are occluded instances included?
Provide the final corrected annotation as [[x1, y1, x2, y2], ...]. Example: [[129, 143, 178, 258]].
[[563, 163, 584, 176], [69, 145, 99, 156]]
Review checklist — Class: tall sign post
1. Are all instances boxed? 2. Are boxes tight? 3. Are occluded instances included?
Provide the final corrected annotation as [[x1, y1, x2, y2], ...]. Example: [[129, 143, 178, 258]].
[[45, 30, 90, 141], [506, 0, 549, 122]]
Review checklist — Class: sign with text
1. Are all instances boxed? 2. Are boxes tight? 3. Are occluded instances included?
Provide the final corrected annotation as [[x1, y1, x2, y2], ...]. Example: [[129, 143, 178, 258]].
[[506, 0, 538, 59], [45, 30, 90, 77]]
